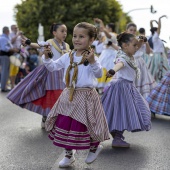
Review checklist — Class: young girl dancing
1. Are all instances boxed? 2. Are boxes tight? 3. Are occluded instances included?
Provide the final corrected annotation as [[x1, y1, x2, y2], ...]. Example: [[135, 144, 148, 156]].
[[93, 18, 118, 94], [102, 32, 151, 148], [126, 22, 156, 98], [7, 23, 70, 128], [148, 15, 170, 82], [42, 22, 110, 168]]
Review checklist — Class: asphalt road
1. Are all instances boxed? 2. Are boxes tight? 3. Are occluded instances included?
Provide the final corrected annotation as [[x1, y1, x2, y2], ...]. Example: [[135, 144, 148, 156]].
[[1, 92, 170, 170]]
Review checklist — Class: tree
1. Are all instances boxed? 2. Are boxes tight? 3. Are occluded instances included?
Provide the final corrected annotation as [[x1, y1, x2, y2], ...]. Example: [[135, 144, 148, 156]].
[[14, 0, 131, 46]]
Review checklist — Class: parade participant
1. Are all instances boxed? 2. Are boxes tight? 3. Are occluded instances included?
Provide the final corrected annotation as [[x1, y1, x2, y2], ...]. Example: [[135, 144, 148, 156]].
[[7, 23, 70, 128], [138, 27, 151, 64], [146, 71, 170, 116], [93, 18, 118, 94], [9, 25, 24, 89], [102, 32, 151, 148], [126, 22, 156, 98], [0, 26, 19, 92], [148, 15, 170, 82], [42, 22, 110, 168], [92, 32, 105, 56]]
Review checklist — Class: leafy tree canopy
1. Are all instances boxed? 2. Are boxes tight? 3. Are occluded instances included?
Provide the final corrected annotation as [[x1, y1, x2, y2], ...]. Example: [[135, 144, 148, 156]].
[[14, 0, 131, 46]]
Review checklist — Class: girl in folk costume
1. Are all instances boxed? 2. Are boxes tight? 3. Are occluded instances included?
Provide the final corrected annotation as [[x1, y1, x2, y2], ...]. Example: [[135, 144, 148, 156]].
[[146, 70, 170, 116], [138, 27, 151, 64], [42, 22, 109, 168], [126, 23, 156, 98], [93, 18, 118, 94], [92, 32, 105, 56], [102, 32, 151, 148], [147, 15, 170, 82], [7, 23, 70, 128]]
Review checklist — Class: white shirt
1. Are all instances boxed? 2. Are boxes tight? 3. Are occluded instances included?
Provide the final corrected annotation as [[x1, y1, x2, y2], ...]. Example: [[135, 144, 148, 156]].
[[152, 32, 164, 53], [133, 44, 146, 58], [104, 32, 117, 45], [50, 45, 62, 60], [115, 58, 136, 82], [42, 52, 102, 88], [92, 40, 104, 54], [9, 32, 21, 49]]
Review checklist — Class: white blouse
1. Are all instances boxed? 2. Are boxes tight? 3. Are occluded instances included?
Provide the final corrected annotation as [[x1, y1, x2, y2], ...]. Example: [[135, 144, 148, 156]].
[[42, 51, 102, 88], [115, 58, 136, 82], [152, 32, 164, 53]]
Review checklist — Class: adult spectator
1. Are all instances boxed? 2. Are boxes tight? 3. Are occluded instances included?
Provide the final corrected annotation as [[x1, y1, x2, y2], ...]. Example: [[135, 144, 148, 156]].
[[9, 25, 24, 89], [0, 26, 19, 92]]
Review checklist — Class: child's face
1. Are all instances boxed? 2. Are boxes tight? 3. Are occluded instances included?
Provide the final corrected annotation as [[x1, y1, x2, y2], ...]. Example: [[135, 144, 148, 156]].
[[126, 38, 138, 56], [53, 25, 67, 42], [126, 26, 137, 35], [72, 27, 93, 51]]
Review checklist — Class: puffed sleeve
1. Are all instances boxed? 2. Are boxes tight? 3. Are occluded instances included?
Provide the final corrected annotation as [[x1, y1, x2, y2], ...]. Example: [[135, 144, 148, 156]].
[[42, 53, 68, 72], [89, 56, 102, 78], [115, 58, 127, 67]]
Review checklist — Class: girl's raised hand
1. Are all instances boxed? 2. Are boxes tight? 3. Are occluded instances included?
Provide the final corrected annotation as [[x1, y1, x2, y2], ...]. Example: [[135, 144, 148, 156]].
[[21, 37, 28, 46], [160, 15, 167, 19], [43, 45, 52, 59], [84, 49, 95, 64], [106, 72, 113, 78], [151, 20, 158, 24]]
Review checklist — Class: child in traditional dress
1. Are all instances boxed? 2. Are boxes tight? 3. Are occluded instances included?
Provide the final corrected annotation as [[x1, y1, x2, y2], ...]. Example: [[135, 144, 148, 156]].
[[93, 18, 118, 94], [42, 22, 110, 168], [147, 15, 170, 82], [92, 32, 105, 56], [126, 23, 156, 98], [7, 23, 70, 128], [138, 27, 151, 64], [146, 71, 170, 116], [102, 32, 151, 148]]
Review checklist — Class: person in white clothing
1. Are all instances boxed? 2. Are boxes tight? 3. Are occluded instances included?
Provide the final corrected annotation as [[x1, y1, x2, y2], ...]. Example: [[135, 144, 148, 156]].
[[93, 18, 118, 94], [147, 15, 170, 82], [126, 22, 156, 98], [42, 22, 110, 168], [92, 32, 105, 56], [9, 25, 24, 89]]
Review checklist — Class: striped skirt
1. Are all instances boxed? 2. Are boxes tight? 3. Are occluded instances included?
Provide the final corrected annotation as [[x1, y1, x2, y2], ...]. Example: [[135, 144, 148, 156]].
[[49, 114, 100, 150], [134, 56, 157, 98], [7, 65, 65, 116], [142, 53, 150, 65], [146, 71, 170, 115], [147, 53, 170, 82], [45, 88, 110, 142], [101, 79, 151, 132]]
